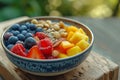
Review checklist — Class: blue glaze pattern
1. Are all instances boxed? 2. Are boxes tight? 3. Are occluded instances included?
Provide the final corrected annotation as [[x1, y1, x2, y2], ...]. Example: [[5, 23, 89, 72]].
[[5, 46, 92, 73]]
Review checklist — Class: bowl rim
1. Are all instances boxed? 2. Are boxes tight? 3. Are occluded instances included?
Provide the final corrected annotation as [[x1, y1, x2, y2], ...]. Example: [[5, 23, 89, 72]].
[[1, 16, 94, 62]]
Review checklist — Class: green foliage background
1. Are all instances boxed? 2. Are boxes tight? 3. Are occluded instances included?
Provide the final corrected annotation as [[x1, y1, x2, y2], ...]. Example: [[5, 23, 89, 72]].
[[0, 0, 119, 21]]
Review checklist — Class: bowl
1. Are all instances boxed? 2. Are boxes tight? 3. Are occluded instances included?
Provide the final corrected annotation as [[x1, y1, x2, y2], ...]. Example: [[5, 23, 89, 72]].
[[1, 16, 94, 76]]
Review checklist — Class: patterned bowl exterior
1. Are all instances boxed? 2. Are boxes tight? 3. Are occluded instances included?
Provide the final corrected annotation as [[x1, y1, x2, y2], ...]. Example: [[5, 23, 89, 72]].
[[1, 16, 94, 76]]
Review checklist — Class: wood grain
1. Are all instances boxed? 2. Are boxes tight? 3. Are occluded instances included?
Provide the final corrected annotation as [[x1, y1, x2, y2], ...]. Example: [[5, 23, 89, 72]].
[[0, 17, 119, 80]]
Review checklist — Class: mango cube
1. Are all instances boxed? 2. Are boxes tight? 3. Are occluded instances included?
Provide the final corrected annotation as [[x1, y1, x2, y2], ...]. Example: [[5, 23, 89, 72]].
[[69, 31, 85, 44], [58, 53, 68, 58], [59, 41, 74, 49], [66, 26, 78, 32], [76, 39, 89, 50], [78, 28, 86, 34], [77, 28, 89, 41], [67, 46, 82, 56], [84, 35, 89, 41], [59, 41, 74, 53], [67, 31, 74, 40]]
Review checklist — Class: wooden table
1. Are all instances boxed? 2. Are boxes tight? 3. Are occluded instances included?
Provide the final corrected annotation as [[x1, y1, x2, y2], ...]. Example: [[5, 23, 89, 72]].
[[0, 17, 119, 80]]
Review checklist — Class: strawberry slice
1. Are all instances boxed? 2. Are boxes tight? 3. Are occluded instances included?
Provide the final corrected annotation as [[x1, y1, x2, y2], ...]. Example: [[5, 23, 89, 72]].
[[11, 43, 26, 57], [27, 45, 45, 59], [35, 32, 48, 40], [38, 38, 53, 55]]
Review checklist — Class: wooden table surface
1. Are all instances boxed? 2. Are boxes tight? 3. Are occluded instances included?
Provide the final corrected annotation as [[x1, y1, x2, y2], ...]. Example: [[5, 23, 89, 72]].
[[0, 17, 120, 80]]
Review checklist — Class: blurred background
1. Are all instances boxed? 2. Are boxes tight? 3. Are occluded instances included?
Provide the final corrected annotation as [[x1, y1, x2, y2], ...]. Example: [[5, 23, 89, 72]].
[[0, 0, 119, 21]]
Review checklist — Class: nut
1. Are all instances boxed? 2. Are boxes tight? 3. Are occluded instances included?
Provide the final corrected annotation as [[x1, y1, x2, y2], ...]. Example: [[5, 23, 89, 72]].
[[31, 19, 38, 24], [44, 23, 49, 28], [46, 20, 52, 25], [43, 28, 47, 30], [36, 24, 44, 27], [53, 24, 60, 31], [46, 29, 52, 32], [59, 29, 66, 32], [52, 50, 59, 57], [60, 32, 68, 37], [38, 20, 46, 24], [52, 31, 61, 39], [59, 21, 65, 28]]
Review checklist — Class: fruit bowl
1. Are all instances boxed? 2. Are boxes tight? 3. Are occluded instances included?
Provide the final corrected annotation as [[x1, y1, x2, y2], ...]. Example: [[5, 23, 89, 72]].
[[1, 16, 94, 76]]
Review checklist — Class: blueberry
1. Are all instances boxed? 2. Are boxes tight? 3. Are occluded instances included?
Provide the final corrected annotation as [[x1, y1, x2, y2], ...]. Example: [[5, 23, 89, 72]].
[[24, 37, 36, 49], [7, 29, 12, 32], [4, 41, 9, 46], [11, 24, 20, 30], [36, 27, 43, 32], [29, 24, 36, 30], [25, 22, 31, 28], [19, 25, 27, 31], [29, 30, 36, 34], [25, 33, 33, 38], [27, 29, 30, 32], [8, 36, 18, 44], [4, 32, 13, 40], [11, 30, 20, 36], [21, 30, 27, 35], [17, 34, 25, 41], [7, 44, 14, 50]]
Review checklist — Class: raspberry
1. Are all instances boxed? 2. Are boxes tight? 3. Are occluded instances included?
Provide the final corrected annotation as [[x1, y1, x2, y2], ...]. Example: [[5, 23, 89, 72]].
[[38, 38, 53, 55], [35, 32, 48, 40], [11, 43, 26, 57]]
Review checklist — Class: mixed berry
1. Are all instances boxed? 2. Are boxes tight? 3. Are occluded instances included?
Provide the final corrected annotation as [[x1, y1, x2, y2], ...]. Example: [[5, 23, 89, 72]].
[[4, 19, 90, 60]]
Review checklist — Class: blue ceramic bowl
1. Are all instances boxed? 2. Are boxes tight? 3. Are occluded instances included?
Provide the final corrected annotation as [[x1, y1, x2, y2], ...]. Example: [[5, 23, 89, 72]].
[[1, 16, 94, 76]]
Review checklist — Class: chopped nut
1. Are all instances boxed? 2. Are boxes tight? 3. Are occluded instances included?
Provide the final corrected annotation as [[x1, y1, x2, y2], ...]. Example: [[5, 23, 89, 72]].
[[38, 20, 46, 24], [59, 21, 65, 28], [31, 19, 38, 24], [53, 24, 60, 31], [46, 20, 52, 24], [43, 28, 47, 30], [36, 24, 44, 27], [52, 31, 61, 39], [60, 32, 68, 37], [51, 28, 55, 31], [44, 23, 49, 28], [52, 50, 59, 57], [59, 29, 66, 32], [53, 38, 64, 47], [46, 29, 52, 32]]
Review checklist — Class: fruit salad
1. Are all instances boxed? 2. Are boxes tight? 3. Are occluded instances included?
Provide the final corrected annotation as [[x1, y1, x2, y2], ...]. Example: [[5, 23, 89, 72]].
[[3, 19, 90, 59]]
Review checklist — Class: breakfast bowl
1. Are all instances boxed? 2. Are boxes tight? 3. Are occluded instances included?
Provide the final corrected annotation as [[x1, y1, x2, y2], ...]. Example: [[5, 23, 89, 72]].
[[1, 16, 94, 76]]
